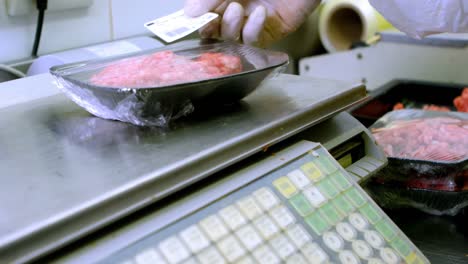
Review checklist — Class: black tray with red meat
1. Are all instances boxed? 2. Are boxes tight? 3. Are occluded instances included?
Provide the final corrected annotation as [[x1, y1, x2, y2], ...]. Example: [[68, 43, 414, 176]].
[[364, 109, 468, 215]]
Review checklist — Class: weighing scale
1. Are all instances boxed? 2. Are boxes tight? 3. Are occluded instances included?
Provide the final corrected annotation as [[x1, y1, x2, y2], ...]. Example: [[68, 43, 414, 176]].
[[0, 74, 427, 263]]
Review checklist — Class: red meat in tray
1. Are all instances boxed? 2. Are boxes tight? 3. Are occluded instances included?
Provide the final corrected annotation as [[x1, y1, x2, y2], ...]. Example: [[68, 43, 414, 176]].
[[454, 88, 468, 112], [90, 51, 242, 88], [372, 117, 468, 162]]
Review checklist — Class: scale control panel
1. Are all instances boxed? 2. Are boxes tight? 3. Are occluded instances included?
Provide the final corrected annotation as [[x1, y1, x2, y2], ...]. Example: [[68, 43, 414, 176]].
[[99, 141, 428, 264]]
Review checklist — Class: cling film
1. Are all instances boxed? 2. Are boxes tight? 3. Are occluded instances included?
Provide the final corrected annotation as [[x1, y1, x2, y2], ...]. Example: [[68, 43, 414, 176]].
[[50, 40, 288, 127]]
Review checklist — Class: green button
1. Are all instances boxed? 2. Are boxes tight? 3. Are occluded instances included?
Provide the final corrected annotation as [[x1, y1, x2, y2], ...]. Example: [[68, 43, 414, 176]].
[[315, 156, 338, 175], [317, 178, 339, 199], [318, 203, 343, 225], [330, 171, 352, 191], [375, 220, 397, 242], [289, 193, 314, 216], [391, 237, 412, 258], [359, 203, 382, 224], [305, 212, 330, 235], [331, 194, 355, 215], [344, 188, 367, 207]]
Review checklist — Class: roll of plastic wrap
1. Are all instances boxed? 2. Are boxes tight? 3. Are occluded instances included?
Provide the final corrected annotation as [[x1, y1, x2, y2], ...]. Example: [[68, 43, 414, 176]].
[[319, 0, 393, 52]]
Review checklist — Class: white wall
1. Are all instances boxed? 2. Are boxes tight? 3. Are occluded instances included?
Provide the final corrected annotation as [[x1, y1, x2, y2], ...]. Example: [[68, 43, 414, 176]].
[[111, 0, 182, 40], [0, 0, 184, 63]]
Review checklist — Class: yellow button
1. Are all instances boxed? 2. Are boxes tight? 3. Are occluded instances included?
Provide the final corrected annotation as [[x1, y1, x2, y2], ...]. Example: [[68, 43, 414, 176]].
[[273, 177, 297, 198], [300, 162, 323, 182], [405, 252, 424, 264]]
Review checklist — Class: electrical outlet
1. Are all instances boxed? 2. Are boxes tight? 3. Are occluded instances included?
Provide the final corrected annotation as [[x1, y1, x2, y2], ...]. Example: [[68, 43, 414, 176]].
[[5, 0, 94, 16]]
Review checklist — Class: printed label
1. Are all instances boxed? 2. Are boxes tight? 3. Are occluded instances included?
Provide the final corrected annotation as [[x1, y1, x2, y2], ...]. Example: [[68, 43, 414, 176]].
[[145, 10, 218, 43]]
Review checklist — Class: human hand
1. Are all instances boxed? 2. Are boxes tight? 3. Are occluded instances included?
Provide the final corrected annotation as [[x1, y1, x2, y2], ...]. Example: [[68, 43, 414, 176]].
[[184, 0, 320, 46]]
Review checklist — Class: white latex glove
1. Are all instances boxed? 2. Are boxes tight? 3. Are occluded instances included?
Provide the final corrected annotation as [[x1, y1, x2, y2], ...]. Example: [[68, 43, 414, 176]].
[[369, 0, 468, 39], [184, 0, 320, 46]]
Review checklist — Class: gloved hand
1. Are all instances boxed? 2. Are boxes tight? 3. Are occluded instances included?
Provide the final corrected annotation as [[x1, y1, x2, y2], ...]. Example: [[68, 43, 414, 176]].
[[369, 0, 468, 39], [184, 0, 320, 46]]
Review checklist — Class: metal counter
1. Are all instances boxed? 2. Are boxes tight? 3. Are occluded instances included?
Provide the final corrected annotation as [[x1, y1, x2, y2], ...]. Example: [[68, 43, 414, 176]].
[[0, 74, 366, 262]]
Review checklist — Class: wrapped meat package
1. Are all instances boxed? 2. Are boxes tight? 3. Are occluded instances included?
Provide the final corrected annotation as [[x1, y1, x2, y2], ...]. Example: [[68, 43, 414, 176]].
[[364, 110, 468, 215], [51, 39, 288, 126]]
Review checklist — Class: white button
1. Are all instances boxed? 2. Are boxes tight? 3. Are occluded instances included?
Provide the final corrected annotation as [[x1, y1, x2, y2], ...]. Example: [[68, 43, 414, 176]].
[[236, 256, 255, 264], [368, 258, 385, 264], [196, 246, 225, 264], [352, 240, 374, 259], [364, 230, 385, 249], [181, 258, 199, 264], [339, 250, 361, 264], [285, 224, 312, 248], [269, 234, 296, 260], [287, 169, 311, 189], [253, 187, 280, 210], [286, 253, 308, 264], [253, 215, 280, 239], [303, 186, 327, 207], [219, 205, 247, 231], [300, 243, 329, 264], [159, 236, 190, 264], [380, 248, 401, 264], [180, 225, 210, 253], [236, 196, 264, 220], [252, 245, 280, 264], [135, 248, 167, 264], [349, 213, 369, 231], [216, 235, 246, 262], [336, 222, 358, 241], [235, 224, 263, 251], [322, 231, 345, 252], [199, 215, 229, 241], [269, 206, 296, 229]]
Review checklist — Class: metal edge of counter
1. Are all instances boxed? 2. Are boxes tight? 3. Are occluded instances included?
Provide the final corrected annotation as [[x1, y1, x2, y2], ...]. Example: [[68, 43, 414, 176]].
[[0, 84, 367, 263]]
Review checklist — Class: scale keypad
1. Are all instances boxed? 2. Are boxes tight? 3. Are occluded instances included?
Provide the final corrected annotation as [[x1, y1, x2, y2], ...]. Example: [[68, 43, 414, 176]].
[[103, 146, 428, 264]]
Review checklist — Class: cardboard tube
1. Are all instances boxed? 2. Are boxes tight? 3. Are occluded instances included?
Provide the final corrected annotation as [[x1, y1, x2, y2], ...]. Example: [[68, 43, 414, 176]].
[[319, 0, 393, 52]]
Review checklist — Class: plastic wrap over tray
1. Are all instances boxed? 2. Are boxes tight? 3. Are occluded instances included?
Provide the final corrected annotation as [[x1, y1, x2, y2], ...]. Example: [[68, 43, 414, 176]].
[[366, 109, 468, 215], [50, 39, 289, 126], [370, 110, 467, 165]]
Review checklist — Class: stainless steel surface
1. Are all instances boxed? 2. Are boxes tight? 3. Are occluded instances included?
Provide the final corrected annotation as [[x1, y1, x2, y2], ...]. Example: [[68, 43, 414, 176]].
[[0, 74, 60, 109], [0, 74, 366, 262]]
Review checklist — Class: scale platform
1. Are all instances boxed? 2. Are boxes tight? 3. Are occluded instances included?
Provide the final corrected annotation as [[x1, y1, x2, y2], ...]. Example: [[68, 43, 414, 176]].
[[0, 74, 366, 262]]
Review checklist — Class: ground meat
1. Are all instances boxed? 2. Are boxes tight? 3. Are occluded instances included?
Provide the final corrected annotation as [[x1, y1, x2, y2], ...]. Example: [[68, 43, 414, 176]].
[[393, 102, 405, 110], [371, 117, 468, 162], [454, 88, 468, 112], [392, 102, 450, 112], [90, 51, 242, 88]]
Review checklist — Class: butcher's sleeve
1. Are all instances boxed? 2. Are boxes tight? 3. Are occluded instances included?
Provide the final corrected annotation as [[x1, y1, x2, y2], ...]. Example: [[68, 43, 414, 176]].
[[369, 0, 468, 39]]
